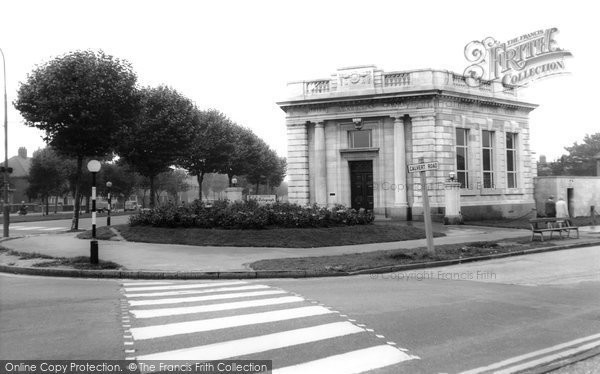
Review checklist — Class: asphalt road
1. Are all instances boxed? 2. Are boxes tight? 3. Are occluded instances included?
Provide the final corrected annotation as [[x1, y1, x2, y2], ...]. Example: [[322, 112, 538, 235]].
[[1, 246, 599, 373], [5, 214, 131, 236]]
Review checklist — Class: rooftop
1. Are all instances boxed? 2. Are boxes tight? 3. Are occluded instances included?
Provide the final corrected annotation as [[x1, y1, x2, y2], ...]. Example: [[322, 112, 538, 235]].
[[278, 66, 536, 110]]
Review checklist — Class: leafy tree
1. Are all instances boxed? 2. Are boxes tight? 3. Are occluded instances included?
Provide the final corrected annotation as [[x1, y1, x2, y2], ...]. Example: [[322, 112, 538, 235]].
[[155, 169, 190, 202], [178, 109, 235, 200], [539, 133, 600, 176], [246, 142, 286, 194], [26, 148, 68, 215], [117, 86, 197, 207], [15, 50, 139, 229], [225, 126, 264, 187]]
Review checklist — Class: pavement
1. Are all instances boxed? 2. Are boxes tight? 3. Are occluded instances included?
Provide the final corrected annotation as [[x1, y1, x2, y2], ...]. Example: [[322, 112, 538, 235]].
[[1, 222, 599, 273]]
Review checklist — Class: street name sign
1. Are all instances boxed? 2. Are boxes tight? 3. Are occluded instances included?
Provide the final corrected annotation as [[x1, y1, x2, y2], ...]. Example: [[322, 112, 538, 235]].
[[408, 161, 439, 173]]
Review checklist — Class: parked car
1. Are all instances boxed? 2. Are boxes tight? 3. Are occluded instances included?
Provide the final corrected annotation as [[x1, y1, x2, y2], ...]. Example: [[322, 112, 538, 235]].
[[125, 201, 140, 211]]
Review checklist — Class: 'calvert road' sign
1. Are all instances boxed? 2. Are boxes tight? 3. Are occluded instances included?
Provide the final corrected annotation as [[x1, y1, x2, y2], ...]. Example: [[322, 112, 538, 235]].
[[408, 161, 439, 173]]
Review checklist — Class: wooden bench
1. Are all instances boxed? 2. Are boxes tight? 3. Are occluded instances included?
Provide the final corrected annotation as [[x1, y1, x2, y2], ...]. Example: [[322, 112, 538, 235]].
[[529, 218, 579, 241]]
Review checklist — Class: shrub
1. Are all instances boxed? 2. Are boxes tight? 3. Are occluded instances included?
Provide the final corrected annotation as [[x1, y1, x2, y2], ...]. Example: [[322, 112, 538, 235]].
[[129, 200, 374, 229]]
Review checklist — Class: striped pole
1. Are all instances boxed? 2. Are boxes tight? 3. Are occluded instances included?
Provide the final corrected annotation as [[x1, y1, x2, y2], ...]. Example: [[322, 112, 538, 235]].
[[90, 171, 98, 264]]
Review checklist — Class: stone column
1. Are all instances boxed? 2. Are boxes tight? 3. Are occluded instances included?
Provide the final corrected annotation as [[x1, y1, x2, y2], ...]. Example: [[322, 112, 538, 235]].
[[314, 121, 327, 206], [392, 116, 408, 219], [286, 122, 309, 205]]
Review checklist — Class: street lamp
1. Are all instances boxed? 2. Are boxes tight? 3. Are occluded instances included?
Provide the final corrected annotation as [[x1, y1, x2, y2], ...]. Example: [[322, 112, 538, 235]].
[[87, 160, 101, 264], [106, 181, 112, 226], [1, 48, 9, 238]]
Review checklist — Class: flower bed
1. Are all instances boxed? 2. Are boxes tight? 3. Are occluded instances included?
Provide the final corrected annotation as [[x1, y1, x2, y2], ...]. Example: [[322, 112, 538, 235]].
[[129, 200, 374, 229]]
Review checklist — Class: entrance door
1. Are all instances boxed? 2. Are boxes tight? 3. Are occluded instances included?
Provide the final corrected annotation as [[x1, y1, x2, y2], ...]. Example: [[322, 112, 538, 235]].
[[349, 160, 374, 210], [567, 188, 574, 217]]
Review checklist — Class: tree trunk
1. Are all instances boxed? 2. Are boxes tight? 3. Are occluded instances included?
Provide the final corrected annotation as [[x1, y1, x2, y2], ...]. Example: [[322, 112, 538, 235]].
[[197, 172, 205, 200], [54, 196, 58, 214], [149, 175, 156, 209], [256, 182, 260, 195], [45, 196, 49, 216], [70, 156, 83, 230], [228, 173, 233, 187], [85, 195, 90, 213]]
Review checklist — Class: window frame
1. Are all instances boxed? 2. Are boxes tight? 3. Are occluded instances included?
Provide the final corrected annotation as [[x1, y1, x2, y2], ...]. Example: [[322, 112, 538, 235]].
[[506, 132, 518, 188], [455, 128, 469, 189], [481, 130, 494, 189], [348, 129, 372, 149]]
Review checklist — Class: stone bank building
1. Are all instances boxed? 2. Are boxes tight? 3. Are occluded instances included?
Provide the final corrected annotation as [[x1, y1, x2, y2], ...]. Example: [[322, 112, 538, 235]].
[[277, 65, 538, 220]]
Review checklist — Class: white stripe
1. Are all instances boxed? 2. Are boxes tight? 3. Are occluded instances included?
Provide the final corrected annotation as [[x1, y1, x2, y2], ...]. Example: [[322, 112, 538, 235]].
[[459, 333, 600, 374], [494, 340, 600, 374], [125, 285, 270, 298], [12, 226, 45, 230], [129, 290, 286, 306], [273, 345, 418, 374], [130, 296, 304, 318], [40, 227, 65, 231], [124, 281, 246, 292], [122, 282, 173, 286], [137, 322, 364, 361], [131, 306, 332, 340]]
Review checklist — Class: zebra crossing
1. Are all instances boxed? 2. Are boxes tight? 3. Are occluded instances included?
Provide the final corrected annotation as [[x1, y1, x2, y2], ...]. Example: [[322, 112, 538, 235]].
[[120, 280, 419, 373], [11, 225, 65, 231]]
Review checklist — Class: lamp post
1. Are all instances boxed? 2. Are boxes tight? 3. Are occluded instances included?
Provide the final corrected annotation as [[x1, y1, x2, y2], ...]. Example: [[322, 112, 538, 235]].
[[106, 181, 112, 226], [1, 48, 9, 238], [87, 160, 101, 264]]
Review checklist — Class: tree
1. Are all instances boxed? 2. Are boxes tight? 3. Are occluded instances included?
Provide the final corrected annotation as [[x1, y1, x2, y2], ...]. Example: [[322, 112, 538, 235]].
[[246, 142, 286, 194], [154, 169, 190, 202], [26, 148, 68, 215], [225, 126, 264, 187], [540, 133, 600, 176], [178, 109, 235, 200], [118, 86, 197, 207], [15, 50, 139, 229]]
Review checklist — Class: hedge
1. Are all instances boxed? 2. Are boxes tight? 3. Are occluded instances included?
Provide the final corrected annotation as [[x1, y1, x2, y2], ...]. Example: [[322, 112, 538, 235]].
[[129, 200, 374, 229]]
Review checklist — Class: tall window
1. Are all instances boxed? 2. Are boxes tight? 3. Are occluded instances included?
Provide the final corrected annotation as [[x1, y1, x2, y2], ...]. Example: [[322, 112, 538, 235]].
[[506, 132, 518, 188], [349, 130, 371, 148], [455, 128, 469, 188], [482, 130, 494, 188]]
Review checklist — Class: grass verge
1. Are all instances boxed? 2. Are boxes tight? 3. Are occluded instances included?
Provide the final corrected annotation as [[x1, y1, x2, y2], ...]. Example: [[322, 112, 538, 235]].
[[115, 224, 445, 247], [0, 246, 122, 270], [76, 226, 117, 240], [249, 238, 555, 272]]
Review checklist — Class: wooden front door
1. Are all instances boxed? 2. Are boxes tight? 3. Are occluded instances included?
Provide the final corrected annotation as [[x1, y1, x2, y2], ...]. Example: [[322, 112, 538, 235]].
[[349, 160, 374, 210]]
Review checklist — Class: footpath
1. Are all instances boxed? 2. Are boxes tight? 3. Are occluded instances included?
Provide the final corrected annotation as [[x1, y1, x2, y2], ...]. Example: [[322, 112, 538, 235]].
[[1, 223, 599, 278]]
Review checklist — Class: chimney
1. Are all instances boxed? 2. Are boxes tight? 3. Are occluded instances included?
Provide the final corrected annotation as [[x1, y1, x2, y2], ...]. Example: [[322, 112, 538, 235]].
[[18, 147, 27, 158]]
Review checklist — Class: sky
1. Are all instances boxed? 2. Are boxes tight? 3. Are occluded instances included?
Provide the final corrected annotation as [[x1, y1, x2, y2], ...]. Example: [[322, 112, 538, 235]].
[[0, 0, 597, 162]]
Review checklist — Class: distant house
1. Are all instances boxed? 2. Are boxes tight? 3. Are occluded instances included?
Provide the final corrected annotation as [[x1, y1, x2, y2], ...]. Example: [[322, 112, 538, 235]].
[[7, 147, 32, 205]]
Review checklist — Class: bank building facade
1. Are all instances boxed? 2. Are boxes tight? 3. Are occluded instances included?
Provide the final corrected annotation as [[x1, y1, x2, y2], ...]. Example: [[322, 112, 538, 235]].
[[277, 65, 538, 220]]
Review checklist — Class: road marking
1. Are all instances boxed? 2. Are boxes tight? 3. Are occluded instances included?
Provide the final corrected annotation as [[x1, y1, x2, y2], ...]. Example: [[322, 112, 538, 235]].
[[124, 281, 246, 292], [130, 306, 333, 340], [272, 345, 418, 374], [130, 296, 304, 318], [128, 290, 287, 306], [460, 332, 600, 374], [125, 284, 270, 298], [39, 227, 66, 231], [136, 322, 365, 361], [122, 282, 173, 287], [494, 340, 600, 373], [11, 226, 46, 230]]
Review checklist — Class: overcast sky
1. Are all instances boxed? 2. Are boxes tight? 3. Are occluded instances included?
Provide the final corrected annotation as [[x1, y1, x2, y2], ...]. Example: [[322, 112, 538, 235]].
[[0, 0, 597, 162]]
